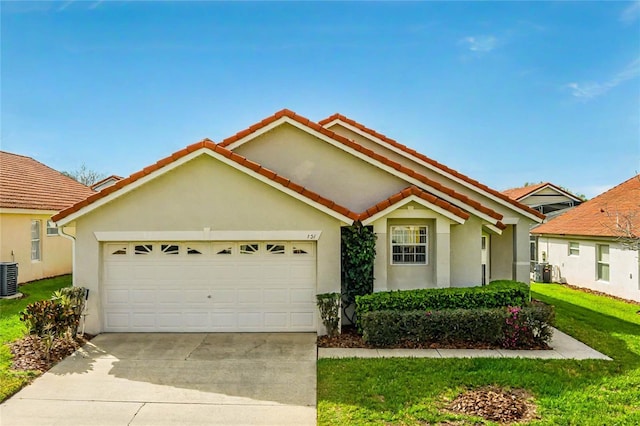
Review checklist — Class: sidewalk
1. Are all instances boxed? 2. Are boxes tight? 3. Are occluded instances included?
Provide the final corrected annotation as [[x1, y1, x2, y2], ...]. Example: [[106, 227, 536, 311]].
[[318, 328, 612, 360]]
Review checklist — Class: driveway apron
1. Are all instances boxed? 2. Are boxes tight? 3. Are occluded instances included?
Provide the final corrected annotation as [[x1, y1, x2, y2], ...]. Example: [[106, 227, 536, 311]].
[[0, 333, 317, 425]]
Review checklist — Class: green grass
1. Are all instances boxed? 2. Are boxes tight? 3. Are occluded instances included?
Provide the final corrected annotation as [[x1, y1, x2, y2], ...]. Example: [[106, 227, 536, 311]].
[[318, 283, 640, 425], [0, 275, 71, 401]]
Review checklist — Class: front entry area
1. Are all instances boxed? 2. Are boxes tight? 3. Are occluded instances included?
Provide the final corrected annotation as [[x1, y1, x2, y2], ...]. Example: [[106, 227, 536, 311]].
[[102, 241, 317, 332]]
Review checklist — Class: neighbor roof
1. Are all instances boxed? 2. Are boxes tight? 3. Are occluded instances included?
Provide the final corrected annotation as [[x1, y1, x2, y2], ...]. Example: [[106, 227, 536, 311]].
[[502, 182, 581, 202], [319, 113, 545, 221], [532, 175, 640, 238], [0, 151, 94, 211]]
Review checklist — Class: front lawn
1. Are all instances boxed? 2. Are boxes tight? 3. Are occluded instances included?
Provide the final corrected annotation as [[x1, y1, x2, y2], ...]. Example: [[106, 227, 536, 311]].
[[317, 283, 640, 425], [0, 275, 71, 401]]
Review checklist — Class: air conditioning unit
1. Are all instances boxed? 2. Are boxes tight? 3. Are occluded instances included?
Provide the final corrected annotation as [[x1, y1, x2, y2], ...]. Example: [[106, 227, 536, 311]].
[[0, 262, 18, 297]]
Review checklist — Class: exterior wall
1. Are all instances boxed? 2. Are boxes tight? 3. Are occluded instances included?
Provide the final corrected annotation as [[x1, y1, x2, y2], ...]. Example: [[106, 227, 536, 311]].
[[0, 211, 72, 283], [491, 225, 514, 281], [538, 236, 640, 302], [234, 123, 409, 212], [69, 155, 343, 334], [450, 216, 482, 286]]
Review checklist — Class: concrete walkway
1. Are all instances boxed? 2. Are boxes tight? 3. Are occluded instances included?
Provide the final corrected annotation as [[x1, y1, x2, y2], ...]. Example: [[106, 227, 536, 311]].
[[1, 333, 317, 426], [318, 328, 612, 360]]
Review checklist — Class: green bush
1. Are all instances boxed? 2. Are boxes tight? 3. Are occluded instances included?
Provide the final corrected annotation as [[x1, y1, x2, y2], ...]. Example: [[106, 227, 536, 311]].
[[356, 281, 530, 320], [360, 303, 554, 348], [52, 287, 87, 337], [19, 300, 74, 338]]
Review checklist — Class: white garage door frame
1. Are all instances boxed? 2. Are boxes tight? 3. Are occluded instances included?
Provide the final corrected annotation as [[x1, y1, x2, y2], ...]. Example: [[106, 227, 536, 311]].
[[101, 240, 318, 332]]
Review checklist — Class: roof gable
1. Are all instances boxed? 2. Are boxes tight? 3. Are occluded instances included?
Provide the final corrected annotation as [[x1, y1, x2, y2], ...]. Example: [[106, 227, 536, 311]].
[[503, 182, 582, 203], [532, 175, 640, 238], [53, 141, 358, 225], [0, 151, 94, 211], [319, 114, 544, 222], [219, 109, 505, 225]]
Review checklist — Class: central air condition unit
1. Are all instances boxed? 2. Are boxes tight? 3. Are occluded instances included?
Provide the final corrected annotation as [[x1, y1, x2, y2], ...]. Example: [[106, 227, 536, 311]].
[[0, 262, 18, 297]]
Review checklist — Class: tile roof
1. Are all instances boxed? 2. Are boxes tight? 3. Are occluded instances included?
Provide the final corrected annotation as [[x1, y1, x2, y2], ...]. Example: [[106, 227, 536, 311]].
[[0, 151, 94, 211], [53, 140, 361, 223], [532, 175, 640, 238], [357, 186, 471, 222], [219, 109, 504, 222], [502, 182, 580, 202], [319, 113, 545, 220]]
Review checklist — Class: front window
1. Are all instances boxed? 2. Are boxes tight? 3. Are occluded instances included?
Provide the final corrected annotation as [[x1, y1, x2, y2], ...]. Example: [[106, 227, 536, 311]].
[[46, 220, 58, 236], [391, 225, 427, 265], [31, 220, 41, 261], [597, 245, 610, 281], [569, 242, 580, 256]]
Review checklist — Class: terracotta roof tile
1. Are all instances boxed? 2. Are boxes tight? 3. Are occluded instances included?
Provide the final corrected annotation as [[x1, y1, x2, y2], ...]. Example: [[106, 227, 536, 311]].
[[0, 151, 95, 211], [220, 109, 504, 221], [358, 186, 471, 222], [532, 175, 640, 238], [319, 113, 544, 220]]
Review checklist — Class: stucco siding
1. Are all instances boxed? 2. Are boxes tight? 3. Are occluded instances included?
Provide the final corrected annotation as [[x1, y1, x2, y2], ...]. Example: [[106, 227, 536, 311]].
[[450, 216, 482, 286], [538, 236, 640, 301], [491, 225, 514, 281], [234, 123, 409, 212], [0, 212, 72, 283], [70, 155, 343, 334]]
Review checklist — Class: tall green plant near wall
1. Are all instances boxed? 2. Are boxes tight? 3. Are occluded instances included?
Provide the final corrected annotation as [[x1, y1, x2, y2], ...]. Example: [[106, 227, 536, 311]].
[[341, 222, 377, 323]]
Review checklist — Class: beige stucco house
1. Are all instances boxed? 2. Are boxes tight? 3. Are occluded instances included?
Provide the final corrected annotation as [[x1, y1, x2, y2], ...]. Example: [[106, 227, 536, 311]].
[[0, 151, 94, 284], [532, 175, 640, 302], [53, 110, 544, 334]]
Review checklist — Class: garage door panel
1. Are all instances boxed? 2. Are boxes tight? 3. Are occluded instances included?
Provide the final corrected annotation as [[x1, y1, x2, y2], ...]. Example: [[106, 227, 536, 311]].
[[103, 241, 317, 332]]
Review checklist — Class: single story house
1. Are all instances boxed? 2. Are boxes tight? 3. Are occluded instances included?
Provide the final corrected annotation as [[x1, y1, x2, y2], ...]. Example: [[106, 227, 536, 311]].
[[0, 151, 94, 283], [532, 175, 640, 302], [53, 109, 544, 334]]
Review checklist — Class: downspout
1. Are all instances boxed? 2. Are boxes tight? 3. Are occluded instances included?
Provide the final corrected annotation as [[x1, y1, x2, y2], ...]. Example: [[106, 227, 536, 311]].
[[58, 225, 76, 287]]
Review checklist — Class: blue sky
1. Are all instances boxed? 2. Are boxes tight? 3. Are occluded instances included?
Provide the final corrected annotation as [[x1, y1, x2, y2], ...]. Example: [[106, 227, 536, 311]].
[[2, 1, 639, 198]]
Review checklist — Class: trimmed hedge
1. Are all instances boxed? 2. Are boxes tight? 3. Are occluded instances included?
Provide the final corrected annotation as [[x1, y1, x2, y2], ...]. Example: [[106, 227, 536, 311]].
[[356, 280, 530, 319], [360, 303, 555, 348]]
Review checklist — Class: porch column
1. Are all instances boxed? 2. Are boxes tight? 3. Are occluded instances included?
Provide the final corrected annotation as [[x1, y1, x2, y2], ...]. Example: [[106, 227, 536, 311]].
[[435, 219, 451, 287], [373, 219, 388, 292]]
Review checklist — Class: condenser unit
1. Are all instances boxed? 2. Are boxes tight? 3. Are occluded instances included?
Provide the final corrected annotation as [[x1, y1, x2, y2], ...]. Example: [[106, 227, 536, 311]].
[[0, 262, 18, 297]]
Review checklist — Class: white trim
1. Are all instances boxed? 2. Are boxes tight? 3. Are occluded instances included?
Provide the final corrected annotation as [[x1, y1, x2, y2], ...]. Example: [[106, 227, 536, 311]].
[[94, 230, 323, 242], [0, 208, 59, 215], [502, 217, 520, 225], [55, 148, 354, 226], [360, 194, 466, 226], [483, 223, 504, 235], [226, 116, 500, 225], [389, 225, 429, 266], [323, 119, 543, 223]]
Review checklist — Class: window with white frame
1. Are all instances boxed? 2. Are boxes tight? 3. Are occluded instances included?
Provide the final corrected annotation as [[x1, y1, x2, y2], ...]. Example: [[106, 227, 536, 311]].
[[31, 220, 41, 261], [568, 242, 580, 256], [46, 220, 58, 236], [597, 244, 610, 281], [390, 225, 427, 265]]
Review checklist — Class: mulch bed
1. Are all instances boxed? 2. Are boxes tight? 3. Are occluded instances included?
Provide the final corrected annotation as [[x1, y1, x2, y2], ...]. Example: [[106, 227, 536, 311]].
[[318, 326, 550, 350], [9, 334, 93, 373], [445, 386, 538, 424]]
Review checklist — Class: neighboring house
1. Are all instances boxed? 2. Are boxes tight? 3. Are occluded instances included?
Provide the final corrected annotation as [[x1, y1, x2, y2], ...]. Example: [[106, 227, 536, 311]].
[[502, 182, 583, 218], [0, 151, 95, 283], [53, 109, 544, 334], [91, 175, 123, 192], [532, 175, 640, 302], [503, 182, 584, 272]]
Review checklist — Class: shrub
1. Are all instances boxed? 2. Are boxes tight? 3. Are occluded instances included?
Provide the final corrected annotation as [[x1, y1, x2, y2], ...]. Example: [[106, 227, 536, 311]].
[[51, 287, 87, 336], [360, 303, 554, 348], [356, 281, 530, 319], [20, 300, 73, 338], [317, 292, 341, 337]]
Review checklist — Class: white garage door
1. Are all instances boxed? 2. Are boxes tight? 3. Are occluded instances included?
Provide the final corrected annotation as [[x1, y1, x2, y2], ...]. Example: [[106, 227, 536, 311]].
[[102, 241, 317, 332]]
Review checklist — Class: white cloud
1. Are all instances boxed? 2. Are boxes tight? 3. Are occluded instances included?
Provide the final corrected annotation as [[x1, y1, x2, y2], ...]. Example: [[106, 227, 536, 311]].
[[460, 35, 498, 53], [566, 57, 640, 100], [620, 1, 640, 24]]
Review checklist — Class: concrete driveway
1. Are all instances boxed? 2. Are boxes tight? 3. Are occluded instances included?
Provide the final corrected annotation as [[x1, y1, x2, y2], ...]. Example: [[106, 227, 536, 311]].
[[0, 333, 317, 425]]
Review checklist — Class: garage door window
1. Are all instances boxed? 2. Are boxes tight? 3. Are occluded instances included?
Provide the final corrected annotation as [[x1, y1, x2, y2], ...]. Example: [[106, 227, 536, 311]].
[[134, 244, 153, 255], [187, 247, 202, 255], [111, 245, 127, 255], [293, 243, 311, 255], [267, 243, 285, 254], [240, 244, 259, 254], [161, 244, 179, 255]]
